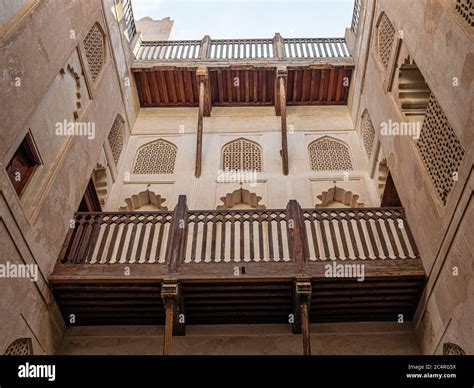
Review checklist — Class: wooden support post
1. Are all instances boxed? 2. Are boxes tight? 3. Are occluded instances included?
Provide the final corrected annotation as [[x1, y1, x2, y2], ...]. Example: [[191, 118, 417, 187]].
[[163, 298, 174, 356], [301, 299, 311, 356], [165, 195, 188, 272], [292, 279, 312, 355], [199, 35, 211, 60], [195, 66, 211, 178], [161, 281, 186, 355], [273, 33, 285, 59], [276, 67, 289, 175], [286, 199, 308, 271]]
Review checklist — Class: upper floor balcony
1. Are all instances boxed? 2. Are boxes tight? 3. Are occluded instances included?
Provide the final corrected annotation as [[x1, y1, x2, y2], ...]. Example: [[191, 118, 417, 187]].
[[50, 196, 425, 329], [133, 35, 352, 66], [131, 35, 354, 108]]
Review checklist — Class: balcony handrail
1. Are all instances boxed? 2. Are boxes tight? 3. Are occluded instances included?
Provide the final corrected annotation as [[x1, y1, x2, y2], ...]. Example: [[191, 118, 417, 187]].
[[134, 35, 350, 61], [59, 195, 419, 269]]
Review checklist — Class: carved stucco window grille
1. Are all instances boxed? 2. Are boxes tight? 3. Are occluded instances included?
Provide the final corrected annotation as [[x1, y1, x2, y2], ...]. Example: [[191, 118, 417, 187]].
[[132, 140, 177, 174], [443, 342, 465, 355], [108, 115, 125, 165], [454, 0, 474, 26], [4, 338, 33, 355], [376, 12, 396, 70], [83, 23, 106, 82], [416, 94, 465, 205], [309, 137, 353, 171], [222, 138, 262, 172], [361, 109, 375, 158]]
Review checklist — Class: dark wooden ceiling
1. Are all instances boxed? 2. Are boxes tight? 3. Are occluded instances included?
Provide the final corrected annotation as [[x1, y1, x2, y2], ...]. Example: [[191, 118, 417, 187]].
[[287, 67, 352, 105], [135, 69, 199, 107], [134, 66, 352, 108], [209, 68, 275, 105]]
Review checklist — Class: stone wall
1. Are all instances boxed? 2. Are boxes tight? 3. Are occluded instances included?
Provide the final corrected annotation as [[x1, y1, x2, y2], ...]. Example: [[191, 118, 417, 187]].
[[0, 0, 139, 354], [347, 0, 473, 354]]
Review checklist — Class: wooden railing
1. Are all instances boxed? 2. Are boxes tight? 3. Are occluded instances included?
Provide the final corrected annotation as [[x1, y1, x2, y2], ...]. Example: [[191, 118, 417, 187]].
[[351, 0, 362, 35], [59, 196, 419, 269], [121, 0, 137, 41], [283, 38, 350, 59], [134, 35, 350, 61], [137, 40, 202, 60], [208, 39, 275, 59]]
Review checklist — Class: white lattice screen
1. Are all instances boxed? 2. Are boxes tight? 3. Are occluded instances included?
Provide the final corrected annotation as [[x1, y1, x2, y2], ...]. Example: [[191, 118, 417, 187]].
[[222, 138, 262, 171], [309, 138, 353, 171], [416, 94, 464, 204], [108, 115, 125, 165], [361, 110, 375, 158], [376, 12, 396, 69], [133, 140, 177, 174], [83, 23, 105, 82]]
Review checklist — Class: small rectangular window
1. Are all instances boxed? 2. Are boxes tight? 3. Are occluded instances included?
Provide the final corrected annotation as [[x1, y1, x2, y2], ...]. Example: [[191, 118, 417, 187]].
[[6, 133, 41, 196]]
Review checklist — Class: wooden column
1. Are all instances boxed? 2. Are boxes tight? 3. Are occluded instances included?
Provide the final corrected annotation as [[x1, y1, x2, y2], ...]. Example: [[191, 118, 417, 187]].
[[195, 67, 211, 178], [199, 35, 211, 60], [286, 199, 308, 271], [162, 298, 174, 355], [292, 279, 312, 355], [165, 195, 188, 272], [276, 67, 289, 175], [273, 33, 285, 59], [161, 281, 185, 355]]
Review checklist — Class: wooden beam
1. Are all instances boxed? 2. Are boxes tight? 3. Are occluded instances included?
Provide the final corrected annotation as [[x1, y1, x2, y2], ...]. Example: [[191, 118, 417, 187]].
[[277, 67, 289, 175]]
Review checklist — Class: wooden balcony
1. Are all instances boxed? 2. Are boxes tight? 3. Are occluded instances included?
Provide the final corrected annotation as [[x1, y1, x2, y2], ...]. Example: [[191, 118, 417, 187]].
[[51, 196, 425, 329], [132, 35, 354, 108]]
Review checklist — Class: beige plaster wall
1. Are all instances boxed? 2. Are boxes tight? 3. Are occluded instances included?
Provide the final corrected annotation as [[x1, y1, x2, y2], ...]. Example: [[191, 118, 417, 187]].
[[58, 322, 420, 355], [105, 105, 381, 212], [348, 0, 473, 354], [136, 17, 175, 41]]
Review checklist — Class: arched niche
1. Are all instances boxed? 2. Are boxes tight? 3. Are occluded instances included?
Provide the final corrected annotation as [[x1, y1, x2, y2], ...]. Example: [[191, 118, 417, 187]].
[[119, 190, 168, 211], [216, 188, 265, 210], [315, 185, 364, 208]]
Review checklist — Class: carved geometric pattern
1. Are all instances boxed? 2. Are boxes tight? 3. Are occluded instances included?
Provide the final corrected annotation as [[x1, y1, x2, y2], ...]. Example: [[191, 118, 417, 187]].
[[309, 137, 353, 171], [361, 110, 375, 158], [416, 94, 464, 204], [108, 115, 125, 165], [455, 0, 474, 26], [4, 338, 33, 355], [83, 23, 105, 82], [222, 138, 262, 172], [133, 140, 177, 174], [376, 12, 396, 69], [443, 342, 465, 355]]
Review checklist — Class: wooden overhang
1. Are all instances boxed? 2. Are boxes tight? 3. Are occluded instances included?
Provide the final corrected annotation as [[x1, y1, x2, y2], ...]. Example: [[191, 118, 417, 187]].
[[50, 197, 425, 327], [132, 36, 354, 108]]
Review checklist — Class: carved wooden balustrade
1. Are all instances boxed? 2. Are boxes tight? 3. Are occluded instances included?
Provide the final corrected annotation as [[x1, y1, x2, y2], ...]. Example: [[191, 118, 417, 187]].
[[134, 35, 351, 63], [51, 196, 425, 333], [57, 196, 420, 274]]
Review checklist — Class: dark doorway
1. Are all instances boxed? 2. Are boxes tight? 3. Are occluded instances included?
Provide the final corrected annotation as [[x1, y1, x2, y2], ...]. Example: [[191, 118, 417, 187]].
[[381, 172, 402, 207], [78, 177, 102, 212]]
